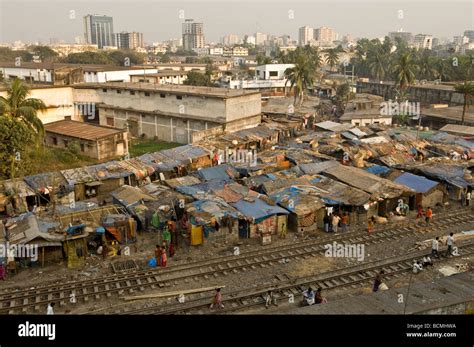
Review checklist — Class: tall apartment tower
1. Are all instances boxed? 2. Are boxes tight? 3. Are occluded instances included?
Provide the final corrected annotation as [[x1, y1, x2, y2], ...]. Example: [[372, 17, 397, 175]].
[[182, 19, 205, 51], [84, 14, 115, 49], [115, 32, 144, 49], [299, 26, 314, 46], [314, 27, 336, 43]]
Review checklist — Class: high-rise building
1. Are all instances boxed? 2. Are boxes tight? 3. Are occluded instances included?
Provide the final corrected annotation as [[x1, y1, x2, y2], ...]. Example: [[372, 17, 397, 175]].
[[221, 34, 241, 46], [388, 31, 413, 44], [314, 27, 336, 43], [463, 30, 474, 42], [115, 32, 144, 49], [84, 14, 115, 49], [413, 34, 433, 50], [453, 36, 469, 45], [255, 32, 267, 45], [298, 26, 313, 46], [182, 19, 205, 51]]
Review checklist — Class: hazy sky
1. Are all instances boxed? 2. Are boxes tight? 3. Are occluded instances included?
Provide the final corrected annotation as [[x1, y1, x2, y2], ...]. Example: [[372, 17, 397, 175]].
[[0, 0, 472, 44]]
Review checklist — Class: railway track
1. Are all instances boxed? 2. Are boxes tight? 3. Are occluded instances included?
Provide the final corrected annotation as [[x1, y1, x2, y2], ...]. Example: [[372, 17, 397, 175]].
[[119, 240, 474, 315], [0, 208, 472, 314]]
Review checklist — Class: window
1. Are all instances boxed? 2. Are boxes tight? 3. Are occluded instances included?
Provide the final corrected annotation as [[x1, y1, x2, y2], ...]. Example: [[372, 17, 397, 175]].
[[52, 137, 57, 145], [354, 122, 360, 126], [117, 90, 122, 94], [80, 144, 85, 152], [102, 88, 107, 92], [145, 92, 150, 96], [64, 140, 68, 147], [176, 95, 182, 100], [160, 93, 166, 98], [269, 71, 278, 77], [130, 90, 136, 95]]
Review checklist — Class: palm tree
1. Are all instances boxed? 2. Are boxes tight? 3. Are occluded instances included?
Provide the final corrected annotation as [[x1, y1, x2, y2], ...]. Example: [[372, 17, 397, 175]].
[[454, 81, 474, 125], [417, 51, 436, 80], [284, 54, 315, 106], [368, 48, 388, 81], [0, 78, 46, 137], [391, 52, 418, 98], [324, 48, 341, 72]]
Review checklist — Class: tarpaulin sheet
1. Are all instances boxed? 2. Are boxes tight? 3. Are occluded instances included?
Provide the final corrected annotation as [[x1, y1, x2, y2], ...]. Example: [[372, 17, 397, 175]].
[[394, 172, 439, 193]]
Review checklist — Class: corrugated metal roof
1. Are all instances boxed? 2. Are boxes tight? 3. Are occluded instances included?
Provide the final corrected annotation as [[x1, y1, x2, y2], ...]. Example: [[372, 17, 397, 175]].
[[196, 164, 238, 182], [394, 172, 439, 193], [45, 120, 125, 141]]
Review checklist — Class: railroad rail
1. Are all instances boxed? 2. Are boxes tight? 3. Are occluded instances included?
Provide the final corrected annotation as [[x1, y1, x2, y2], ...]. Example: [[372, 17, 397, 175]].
[[0, 208, 472, 314], [119, 240, 474, 315]]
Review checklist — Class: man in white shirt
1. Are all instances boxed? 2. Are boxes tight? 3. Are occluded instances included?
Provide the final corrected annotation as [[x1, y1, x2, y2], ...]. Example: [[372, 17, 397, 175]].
[[467, 191, 471, 206], [413, 261, 423, 274], [47, 302, 55, 315], [431, 237, 440, 258], [446, 233, 455, 257], [332, 214, 341, 233]]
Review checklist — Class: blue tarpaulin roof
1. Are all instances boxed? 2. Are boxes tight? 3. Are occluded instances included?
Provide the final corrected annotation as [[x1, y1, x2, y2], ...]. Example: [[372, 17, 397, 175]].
[[175, 180, 227, 198], [232, 197, 289, 221], [196, 164, 237, 182], [394, 172, 439, 193], [365, 165, 391, 176]]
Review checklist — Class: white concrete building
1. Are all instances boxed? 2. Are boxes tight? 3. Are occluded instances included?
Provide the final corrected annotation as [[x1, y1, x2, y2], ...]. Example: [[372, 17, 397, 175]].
[[413, 34, 433, 50], [299, 26, 314, 46]]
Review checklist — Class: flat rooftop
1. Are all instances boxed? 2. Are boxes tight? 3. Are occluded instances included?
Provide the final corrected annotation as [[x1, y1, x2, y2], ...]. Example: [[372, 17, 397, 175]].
[[0, 62, 159, 72], [421, 106, 474, 124], [358, 80, 464, 92], [78, 82, 261, 99], [44, 120, 125, 141]]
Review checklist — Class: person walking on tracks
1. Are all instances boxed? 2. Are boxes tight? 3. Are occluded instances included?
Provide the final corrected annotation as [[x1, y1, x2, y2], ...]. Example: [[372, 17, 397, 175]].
[[210, 288, 224, 309], [416, 205, 424, 219], [425, 207, 433, 226], [372, 270, 384, 292], [367, 216, 375, 234], [431, 237, 440, 258], [265, 290, 278, 308], [279, 222, 287, 239], [467, 190, 471, 207], [446, 233, 455, 257]]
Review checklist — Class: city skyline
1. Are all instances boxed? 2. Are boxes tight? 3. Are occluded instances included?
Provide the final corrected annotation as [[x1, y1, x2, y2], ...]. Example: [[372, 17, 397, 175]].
[[1, 0, 472, 45]]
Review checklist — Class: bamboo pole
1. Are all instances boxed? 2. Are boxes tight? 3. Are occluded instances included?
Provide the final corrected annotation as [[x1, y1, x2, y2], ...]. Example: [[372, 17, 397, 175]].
[[123, 285, 226, 301]]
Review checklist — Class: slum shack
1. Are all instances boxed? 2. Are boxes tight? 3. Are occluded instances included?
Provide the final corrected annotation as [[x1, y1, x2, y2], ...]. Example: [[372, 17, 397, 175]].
[[111, 185, 157, 231], [391, 172, 444, 209], [62, 223, 89, 269], [319, 162, 414, 217], [214, 183, 289, 239], [140, 182, 192, 234], [195, 164, 240, 182], [0, 179, 37, 217], [85, 161, 133, 201], [61, 167, 102, 202], [5, 213, 64, 267], [269, 184, 326, 233], [102, 214, 137, 244], [401, 163, 473, 202], [137, 152, 177, 181], [159, 145, 212, 173], [23, 171, 74, 209], [185, 199, 239, 245], [309, 175, 372, 224]]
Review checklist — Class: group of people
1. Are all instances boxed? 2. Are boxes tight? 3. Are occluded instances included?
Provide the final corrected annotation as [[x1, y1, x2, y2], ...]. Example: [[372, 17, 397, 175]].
[[416, 206, 433, 226], [302, 287, 327, 306], [432, 233, 456, 258], [154, 243, 170, 268], [323, 211, 349, 233]]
